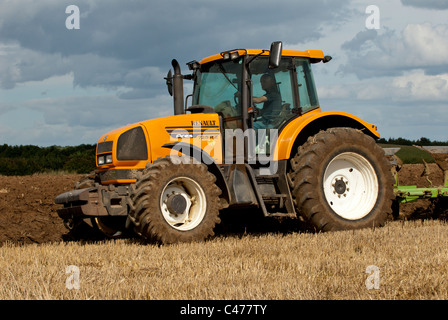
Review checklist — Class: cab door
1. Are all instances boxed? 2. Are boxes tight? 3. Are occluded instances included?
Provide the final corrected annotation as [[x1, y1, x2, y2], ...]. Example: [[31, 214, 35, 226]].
[[248, 56, 298, 157]]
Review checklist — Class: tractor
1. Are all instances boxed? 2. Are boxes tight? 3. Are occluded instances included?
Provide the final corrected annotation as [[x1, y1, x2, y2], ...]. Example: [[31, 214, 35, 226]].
[[55, 41, 396, 244]]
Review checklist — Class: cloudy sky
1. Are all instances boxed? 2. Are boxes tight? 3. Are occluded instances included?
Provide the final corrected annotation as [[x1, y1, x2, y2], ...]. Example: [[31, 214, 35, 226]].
[[0, 0, 447, 146]]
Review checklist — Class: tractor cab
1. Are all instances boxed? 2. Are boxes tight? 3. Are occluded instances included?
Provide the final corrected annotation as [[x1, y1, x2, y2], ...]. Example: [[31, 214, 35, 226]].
[[185, 42, 328, 133]]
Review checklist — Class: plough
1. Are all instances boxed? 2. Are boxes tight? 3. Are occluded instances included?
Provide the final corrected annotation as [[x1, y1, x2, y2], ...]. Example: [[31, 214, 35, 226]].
[[385, 146, 448, 207]]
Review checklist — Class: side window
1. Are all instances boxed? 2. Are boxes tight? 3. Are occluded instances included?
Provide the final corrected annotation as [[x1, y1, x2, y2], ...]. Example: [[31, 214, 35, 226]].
[[297, 64, 312, 109], [295, 58, 320, 113]]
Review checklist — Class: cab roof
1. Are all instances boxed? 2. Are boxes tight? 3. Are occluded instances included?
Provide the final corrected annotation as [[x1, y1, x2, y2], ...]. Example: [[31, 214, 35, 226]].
[[199, 48, 325, 65]]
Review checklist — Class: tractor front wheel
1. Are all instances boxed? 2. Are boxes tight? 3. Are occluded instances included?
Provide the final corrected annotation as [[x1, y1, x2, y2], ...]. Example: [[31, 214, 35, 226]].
[[129, 156, 222, 244]]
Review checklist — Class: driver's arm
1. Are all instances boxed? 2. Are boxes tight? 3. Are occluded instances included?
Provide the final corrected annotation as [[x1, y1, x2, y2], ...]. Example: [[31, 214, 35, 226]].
[[253, 95, 267, 104]]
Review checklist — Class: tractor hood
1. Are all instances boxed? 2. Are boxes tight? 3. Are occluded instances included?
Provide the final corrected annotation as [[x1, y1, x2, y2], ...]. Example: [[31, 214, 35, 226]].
[[95, 112, 222, 174]]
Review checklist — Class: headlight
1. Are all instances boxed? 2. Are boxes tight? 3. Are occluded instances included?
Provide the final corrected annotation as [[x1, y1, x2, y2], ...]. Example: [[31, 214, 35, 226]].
[[97, 153, 112, 165]]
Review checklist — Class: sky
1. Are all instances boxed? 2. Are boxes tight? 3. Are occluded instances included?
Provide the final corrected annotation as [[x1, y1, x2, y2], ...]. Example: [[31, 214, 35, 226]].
[[0, 0, 447, 147]]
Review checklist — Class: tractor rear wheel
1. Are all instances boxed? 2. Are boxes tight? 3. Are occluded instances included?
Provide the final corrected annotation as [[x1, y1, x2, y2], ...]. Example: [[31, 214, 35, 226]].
[[129, 156, 222, 244], [288, 127, 394, 231]]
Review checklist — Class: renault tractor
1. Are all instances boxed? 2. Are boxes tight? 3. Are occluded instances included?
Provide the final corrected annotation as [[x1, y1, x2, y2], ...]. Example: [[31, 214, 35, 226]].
[[55, 41, 395, 244]]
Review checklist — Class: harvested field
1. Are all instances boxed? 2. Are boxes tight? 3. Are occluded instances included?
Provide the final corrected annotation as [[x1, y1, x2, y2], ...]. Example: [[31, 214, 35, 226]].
[[1, 221, 448, 300], [0, 164, 447, 300]]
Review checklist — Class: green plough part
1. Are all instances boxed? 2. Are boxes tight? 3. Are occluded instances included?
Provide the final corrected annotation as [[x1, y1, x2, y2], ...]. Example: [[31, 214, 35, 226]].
[[384, 146, 448, 204], [394, 185, 448, 203]]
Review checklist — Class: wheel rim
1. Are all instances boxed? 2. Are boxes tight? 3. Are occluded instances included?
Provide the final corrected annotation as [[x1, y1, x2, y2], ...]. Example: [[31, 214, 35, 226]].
[[323, 152, 378, 220], [160, 177, 207, 231]]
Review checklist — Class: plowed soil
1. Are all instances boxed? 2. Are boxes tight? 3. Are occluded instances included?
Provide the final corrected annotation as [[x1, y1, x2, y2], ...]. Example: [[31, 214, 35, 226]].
[[0, 164, 445, 245], [0, 174, 83, 244]]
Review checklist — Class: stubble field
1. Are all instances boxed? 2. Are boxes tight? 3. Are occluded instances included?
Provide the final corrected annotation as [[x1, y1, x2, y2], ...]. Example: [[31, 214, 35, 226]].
[[0, 163, 447, 300]]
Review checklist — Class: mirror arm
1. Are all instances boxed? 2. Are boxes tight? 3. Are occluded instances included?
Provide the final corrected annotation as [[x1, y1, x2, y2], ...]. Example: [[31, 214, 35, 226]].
[[245, 50, 267, 66]]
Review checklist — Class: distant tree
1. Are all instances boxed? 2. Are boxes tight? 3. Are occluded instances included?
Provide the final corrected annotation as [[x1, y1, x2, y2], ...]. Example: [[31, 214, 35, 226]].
[[415, 137, 431, 146], [0, 144, 96, 176]]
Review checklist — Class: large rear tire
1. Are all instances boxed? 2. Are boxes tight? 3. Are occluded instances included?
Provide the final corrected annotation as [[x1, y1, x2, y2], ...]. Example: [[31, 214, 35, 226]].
[[288, 128, 395, 231], [129, 156, 222, 244]]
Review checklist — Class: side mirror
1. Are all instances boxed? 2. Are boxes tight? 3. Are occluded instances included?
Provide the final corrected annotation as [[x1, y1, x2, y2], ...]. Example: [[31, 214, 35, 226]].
[[269, 41, 282, 69], [165, 69, 173, 96]]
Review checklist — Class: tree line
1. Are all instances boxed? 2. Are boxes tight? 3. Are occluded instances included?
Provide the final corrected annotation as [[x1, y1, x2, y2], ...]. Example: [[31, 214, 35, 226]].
[[0, 144, 96, 176], [377, 137, 448, 146]]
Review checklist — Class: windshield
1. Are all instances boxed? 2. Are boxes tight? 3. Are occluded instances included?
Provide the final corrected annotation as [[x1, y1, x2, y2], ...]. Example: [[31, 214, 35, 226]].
[[193, 58, 243, 128]]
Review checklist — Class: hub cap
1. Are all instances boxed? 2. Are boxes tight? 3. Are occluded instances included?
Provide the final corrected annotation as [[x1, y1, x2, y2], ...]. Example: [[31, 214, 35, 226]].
[[323, 152, 379, 220], [160, 177, 207, 231]]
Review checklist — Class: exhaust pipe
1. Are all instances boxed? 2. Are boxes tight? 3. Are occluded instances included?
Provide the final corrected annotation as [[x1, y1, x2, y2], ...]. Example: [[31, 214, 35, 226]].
[[172, 59, 185, 115]]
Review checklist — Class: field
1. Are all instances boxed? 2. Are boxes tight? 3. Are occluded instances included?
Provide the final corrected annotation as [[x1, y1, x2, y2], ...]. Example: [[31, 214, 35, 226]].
[[0, 163, 447, 300]]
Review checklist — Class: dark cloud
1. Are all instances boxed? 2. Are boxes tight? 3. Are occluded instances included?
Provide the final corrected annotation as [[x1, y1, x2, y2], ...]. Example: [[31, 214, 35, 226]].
[[0, 0, 352, 91], [401, 0, 448, 10], [341, 29, 377, 51]]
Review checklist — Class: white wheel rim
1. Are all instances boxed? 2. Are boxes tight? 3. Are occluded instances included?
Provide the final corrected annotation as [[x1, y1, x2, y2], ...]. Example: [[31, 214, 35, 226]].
[[323, 152, 378, 220], [160, 177, 207, 231]]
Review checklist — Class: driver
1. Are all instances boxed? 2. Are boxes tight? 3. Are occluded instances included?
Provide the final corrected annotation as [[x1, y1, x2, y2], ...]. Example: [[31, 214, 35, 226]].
[[252, 74, 282, 129]]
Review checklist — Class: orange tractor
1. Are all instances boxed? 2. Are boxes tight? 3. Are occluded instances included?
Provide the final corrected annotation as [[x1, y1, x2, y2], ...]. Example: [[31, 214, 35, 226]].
[[55, 42, 395, 244]]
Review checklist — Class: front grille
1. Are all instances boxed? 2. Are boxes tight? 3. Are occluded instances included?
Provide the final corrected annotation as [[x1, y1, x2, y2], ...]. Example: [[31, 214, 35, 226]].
[[97, 141, 113, 154], [117, 126, 148, 161]]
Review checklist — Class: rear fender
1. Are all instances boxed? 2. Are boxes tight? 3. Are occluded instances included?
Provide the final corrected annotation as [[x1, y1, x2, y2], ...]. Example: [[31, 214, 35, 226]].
[[274, 110, 380, 161]]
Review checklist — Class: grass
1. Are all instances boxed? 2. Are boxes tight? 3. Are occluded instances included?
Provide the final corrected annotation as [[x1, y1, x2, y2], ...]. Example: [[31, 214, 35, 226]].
[[1, 219, 448, 300], [395, 146, 435, 164]]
